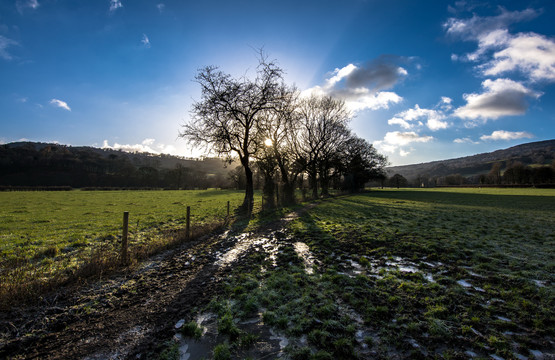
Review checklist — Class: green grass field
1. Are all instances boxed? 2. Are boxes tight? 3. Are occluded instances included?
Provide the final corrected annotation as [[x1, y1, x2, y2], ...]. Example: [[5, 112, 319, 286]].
[[206, 187, 554, 359], [0, 189, 249, 306]]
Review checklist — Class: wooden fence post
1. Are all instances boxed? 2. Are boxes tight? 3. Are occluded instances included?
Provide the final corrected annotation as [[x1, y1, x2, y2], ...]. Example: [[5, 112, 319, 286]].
[[186, 206, 191, 241], [121, 211, 129, 265]]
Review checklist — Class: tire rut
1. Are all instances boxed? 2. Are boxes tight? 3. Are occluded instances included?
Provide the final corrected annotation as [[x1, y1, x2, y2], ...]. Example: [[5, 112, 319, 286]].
[[1, 231, 233, 359], [1, 208, 309, 360]]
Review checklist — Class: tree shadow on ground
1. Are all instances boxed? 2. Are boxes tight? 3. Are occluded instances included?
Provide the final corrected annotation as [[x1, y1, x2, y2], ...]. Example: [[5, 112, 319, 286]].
[[357, 190, 555, 212]]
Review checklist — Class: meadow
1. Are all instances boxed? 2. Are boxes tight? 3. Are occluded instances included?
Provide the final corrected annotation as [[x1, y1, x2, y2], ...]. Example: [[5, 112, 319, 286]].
[[0, 189, 248, 307], [2, 187, 554, 358], [198, 188, 555, 359]]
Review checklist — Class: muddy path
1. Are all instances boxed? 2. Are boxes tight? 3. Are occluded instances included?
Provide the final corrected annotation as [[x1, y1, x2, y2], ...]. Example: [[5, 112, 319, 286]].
[[0, 210, 302, 360]]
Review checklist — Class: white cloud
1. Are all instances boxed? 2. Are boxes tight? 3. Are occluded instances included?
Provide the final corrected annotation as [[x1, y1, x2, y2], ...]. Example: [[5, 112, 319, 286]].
[[453, 137, 479, 144], [387, 103, 450, 131], [482, 32, 555, 82], [302, 56, 408, 113], [480, 130, 534, 141], [0, 35, 18, 60], [388, 117, 414, 130], [399, 149, 410, 157], [445, 7, 555, 82], [142, 138, 155, 146], [326, 64, 356, 87], [49, 99, 71, 111], [453, 78, 540, 124], [102, 139, 177, 155], [375, 131, 434, 156], [109, 0, 123, 12], [141, 33, 151, 48], [382, 131, 434, 146], [345, 91, 402, 112]]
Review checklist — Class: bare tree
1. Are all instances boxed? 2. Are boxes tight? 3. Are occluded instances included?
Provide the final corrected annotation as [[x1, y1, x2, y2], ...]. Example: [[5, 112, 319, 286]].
[[257, 85, 303, 205], [296, 95, 351, 198], [181, 55, 284, 211]]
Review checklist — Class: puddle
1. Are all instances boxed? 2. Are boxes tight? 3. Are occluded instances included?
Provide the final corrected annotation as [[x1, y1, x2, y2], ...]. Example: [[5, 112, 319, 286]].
[[496, 316, 512, 322], [172, 310, 287, 360], [85, 325, 150, 360], [214, 231, 284, 272], [340, 255, 443, 284], [293, 242, 315, 274], [529, 350, 544, 359], [214, 233, 252, 267], [465, 350, 479, 358], [269, 328, 289, 356], [398, 265, 419, 273], [457, 279, 472, 288], [532, 279, 547, 287]]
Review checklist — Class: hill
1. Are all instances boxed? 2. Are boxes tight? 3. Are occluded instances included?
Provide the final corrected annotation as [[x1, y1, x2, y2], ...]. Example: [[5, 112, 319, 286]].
[[386, 140, 555, 185], [0, 142, 240, 189]]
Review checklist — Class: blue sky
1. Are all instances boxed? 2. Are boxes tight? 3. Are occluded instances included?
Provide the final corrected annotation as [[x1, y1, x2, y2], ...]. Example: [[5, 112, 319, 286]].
[[1, 0, 554, 166]]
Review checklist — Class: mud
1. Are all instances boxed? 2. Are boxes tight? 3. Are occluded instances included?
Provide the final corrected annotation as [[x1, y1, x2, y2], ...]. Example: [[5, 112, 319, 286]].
[[0, 209, 307, 359]]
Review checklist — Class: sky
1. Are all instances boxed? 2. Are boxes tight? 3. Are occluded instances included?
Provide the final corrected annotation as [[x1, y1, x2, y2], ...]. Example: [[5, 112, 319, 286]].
[[1, 0, 554, 166]]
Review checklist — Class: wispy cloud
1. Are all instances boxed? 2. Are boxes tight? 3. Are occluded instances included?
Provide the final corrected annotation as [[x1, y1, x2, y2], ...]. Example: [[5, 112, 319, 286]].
[[156, 3, 165, 12], [480, 130, 534, 141], [49, 99, 71, 111], [444, 7, 538, 42], [453, 78, 540, 125], [16, 0, 39, 13], [375, 131, 434, 156], [141, 33, 150, 48], [453, 137, 479, 144], [445, 7, 555, 82], [302, 56, 408, 112], [0, 35, 19, 60], [109, 0, 123, 13]]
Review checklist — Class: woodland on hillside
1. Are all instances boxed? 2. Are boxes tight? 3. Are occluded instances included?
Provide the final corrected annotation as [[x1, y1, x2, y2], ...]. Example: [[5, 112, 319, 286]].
[[0, 142, 233, 189]]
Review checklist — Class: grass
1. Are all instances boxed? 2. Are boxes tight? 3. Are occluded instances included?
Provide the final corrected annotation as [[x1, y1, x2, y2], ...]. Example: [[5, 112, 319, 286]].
[[0, 189, 253, 308], [200, 187, 554, 359]]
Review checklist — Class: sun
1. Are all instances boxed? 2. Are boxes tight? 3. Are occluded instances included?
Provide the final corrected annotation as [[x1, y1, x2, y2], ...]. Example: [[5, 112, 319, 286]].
[[264, 138, 273, 147]]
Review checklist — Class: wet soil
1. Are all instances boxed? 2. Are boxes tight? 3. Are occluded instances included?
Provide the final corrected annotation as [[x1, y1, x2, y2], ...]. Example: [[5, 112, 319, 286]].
[[0, 211, 300, 360]]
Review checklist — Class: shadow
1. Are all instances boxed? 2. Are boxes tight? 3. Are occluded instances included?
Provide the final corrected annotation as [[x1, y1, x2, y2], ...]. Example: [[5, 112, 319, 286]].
[[352, 190, 555, 212], [193, 189, 243, 197]]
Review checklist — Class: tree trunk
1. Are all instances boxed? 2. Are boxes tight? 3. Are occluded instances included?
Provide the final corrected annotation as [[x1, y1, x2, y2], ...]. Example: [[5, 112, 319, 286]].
[[262, 174, 275, 209], [240, 157, 254, 212], [277, 162, 297, 206], [308, 165, 318, 199]]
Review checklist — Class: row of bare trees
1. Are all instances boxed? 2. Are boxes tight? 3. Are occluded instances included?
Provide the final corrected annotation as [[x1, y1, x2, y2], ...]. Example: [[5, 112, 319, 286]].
[[181, 55, 387, 211]]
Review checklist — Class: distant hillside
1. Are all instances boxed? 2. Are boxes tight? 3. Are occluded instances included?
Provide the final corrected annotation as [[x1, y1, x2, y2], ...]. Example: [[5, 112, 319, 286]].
[[0, 142, 240, 189], [386, 140, 555, 184]]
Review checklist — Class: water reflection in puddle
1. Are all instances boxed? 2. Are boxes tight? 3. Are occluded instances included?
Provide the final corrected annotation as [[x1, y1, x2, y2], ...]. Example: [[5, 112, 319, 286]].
[[339, 256, 442, 283], [293, 242, 315, 274]]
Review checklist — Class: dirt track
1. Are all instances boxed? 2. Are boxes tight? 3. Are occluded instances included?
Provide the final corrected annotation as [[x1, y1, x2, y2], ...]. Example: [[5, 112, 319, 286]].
[[0, 218, 280, 359]]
